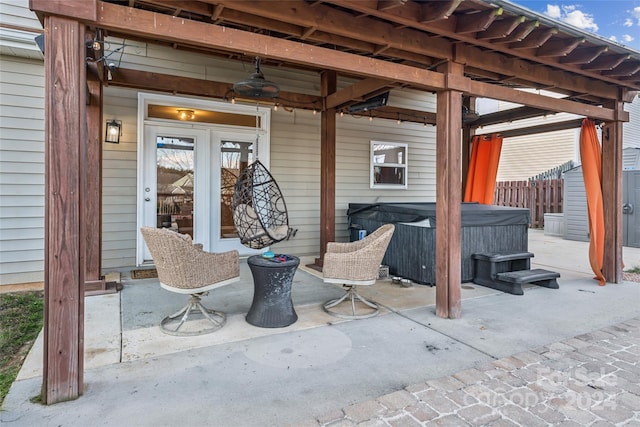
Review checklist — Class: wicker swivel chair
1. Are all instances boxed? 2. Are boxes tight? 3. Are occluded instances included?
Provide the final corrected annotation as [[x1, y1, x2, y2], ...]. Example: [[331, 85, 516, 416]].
[[322, 224, 395, 319], [140, 227, 240, 336]]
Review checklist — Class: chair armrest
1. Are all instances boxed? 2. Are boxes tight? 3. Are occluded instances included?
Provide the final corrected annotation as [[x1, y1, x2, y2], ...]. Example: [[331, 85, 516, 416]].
[[174, 249, 240, 289]]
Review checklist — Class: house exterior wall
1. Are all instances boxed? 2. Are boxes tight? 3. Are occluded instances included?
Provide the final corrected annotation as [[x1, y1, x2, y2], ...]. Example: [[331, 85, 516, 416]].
[[0, 55, 45, 285]]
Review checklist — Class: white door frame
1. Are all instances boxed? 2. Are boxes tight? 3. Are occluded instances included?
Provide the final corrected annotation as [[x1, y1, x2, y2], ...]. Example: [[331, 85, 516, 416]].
[[136, 93, 271, 265]]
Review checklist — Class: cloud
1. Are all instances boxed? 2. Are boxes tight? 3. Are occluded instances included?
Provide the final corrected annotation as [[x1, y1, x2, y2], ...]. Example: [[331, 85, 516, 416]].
[[609, 35, 618, 42], [631, 6, 640, 26], [622, 35, 634, 43], [544, 4, 599, 32], [545, 4, 561, 19], [624, 19, 633, 27]]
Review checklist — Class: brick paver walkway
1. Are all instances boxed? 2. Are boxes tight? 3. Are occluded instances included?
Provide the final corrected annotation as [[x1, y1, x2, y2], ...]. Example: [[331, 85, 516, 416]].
[[295, 317, 640, 426]]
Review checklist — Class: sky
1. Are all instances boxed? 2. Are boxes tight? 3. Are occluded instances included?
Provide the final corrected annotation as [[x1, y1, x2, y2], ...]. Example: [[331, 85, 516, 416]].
[[515, 1, 640, 51]]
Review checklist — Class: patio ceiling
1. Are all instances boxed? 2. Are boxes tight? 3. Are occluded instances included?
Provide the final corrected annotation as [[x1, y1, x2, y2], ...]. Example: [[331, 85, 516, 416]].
[[34, 0, 639, 125]]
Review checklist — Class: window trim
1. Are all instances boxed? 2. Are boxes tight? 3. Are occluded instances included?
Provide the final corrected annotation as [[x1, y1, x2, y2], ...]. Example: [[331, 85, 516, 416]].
[[370, 140, 408, 189]]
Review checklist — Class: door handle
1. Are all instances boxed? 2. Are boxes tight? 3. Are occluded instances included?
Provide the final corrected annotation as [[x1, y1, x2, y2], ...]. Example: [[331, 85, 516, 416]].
[[623, 203, 634, 214]]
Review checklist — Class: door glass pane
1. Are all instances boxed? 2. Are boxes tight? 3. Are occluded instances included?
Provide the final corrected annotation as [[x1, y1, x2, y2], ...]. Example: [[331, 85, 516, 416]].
[[220, 140, 254, 238], [156, 136, 194, 238]]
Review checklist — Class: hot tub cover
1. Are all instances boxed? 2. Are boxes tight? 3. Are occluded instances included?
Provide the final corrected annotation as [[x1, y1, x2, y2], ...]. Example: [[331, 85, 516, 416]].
[[347, 202, 530, 227]]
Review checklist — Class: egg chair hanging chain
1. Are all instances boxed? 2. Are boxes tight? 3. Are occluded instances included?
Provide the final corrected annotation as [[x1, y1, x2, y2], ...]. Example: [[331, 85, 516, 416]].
[[255, 102, 260, 161]]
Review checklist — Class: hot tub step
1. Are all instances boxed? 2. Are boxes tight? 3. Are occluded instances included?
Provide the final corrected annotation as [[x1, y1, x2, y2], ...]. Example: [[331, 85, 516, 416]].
[[496, 269, 560, 289]]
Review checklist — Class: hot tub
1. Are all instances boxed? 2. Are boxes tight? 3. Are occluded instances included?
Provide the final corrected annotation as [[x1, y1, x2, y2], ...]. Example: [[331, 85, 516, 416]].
[[347, 202, 530, 285]]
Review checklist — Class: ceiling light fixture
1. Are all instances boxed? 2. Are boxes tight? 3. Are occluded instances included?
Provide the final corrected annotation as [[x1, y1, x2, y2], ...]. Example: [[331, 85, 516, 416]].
[[178, 109, 195, 120], [233, 57, 280, 99]]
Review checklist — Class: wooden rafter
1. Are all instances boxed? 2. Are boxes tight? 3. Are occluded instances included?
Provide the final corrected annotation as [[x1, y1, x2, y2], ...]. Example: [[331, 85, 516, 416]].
[[536, 37, 584, 58], [476, 16, 525, 40], [455, 7, 502, 34], [419, 0, 462, 23], [560, 45, 608, 65], [582, 54, 631, 71], [510, 27, 558, 49], [602, 62, 640, 77]]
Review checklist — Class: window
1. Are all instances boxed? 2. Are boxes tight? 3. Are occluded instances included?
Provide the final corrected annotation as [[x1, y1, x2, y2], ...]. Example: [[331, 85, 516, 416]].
[[370, 141, 408, 189]]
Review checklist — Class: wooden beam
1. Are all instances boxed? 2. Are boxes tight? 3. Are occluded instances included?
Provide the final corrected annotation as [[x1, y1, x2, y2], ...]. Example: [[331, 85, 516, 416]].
[[325, 78, 390, 109], [94, 1, 447, 92], [316, 70, 337, 267], [30, 0, 97, 22], [601, 106, 624, 283], [354, 106, 437, 124], [474, 106, 550, 127], [435, 62, 463, 319], [42, 15, 85, 404], [447, 74, 624, 121], [109, 68, 322, 110], [476, 118, 585, 139]]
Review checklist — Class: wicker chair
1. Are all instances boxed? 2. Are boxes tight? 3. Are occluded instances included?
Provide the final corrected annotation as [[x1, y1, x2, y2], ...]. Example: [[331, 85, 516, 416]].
[[322, 224, 395, 319], [140, 227, 240, 336]]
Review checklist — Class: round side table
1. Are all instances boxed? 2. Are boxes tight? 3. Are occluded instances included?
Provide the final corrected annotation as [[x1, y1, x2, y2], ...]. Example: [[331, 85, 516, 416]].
[[246, 255, 299, 328]]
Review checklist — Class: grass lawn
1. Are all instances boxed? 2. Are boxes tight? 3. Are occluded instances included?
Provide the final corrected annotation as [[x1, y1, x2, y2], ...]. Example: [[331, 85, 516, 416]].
[[0, 291, 44, 406]]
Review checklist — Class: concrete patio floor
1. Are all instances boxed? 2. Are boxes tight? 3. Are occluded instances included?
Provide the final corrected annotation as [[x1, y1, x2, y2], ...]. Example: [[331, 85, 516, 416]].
[[1, 230, 639, 426]]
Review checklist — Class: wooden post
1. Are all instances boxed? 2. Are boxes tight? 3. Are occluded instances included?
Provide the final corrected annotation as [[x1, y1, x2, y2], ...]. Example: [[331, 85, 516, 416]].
[[601, 102, 624, 283], [461, 96, 475, 196], [42, 16, 86, 404], [316, 70, 337, 266], [436, 62, 463, 319], [84, 35, 106, 294]]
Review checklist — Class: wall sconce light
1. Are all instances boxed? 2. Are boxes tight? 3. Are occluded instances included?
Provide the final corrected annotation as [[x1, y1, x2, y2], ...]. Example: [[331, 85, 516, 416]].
[[105, 119, 122, 144], [178, 109, 195, 120]]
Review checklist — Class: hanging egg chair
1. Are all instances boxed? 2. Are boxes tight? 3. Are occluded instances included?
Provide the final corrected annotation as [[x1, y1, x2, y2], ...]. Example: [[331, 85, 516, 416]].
[[232, 160, 290, 249]]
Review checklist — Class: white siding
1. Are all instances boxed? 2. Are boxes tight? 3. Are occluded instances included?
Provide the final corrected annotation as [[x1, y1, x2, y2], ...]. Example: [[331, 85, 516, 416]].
[[0, 55, 45, 284], [624, 97, 640, 149], [102, 87, 139, 269], [0, 0, 41, 30], [563, 167, 589, 242]]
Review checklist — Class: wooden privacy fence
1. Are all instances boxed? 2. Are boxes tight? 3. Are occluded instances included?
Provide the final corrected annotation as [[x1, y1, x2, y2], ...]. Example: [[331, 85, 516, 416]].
[[494, 179, 563, 228]]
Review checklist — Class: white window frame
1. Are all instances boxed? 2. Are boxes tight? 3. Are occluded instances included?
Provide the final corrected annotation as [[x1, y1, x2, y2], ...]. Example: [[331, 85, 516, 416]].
[[370, 140, 408, 189]]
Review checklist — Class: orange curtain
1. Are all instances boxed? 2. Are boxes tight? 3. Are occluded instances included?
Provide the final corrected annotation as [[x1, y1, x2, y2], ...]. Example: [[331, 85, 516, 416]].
[[464, 134, 503, 204], [580, 118, 606, 286]]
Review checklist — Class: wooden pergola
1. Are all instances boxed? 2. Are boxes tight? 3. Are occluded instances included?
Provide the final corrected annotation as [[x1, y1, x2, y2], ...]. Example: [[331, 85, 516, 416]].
[[30, 0, 638, 404]]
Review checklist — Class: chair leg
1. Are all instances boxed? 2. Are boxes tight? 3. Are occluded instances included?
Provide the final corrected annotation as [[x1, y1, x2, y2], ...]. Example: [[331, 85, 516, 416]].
[[323, 285, 379, 320], [160, 293, 227, 336]]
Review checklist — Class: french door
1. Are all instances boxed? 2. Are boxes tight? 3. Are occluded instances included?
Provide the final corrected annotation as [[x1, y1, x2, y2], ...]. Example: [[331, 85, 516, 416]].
[[138, 124, 265, 264]]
